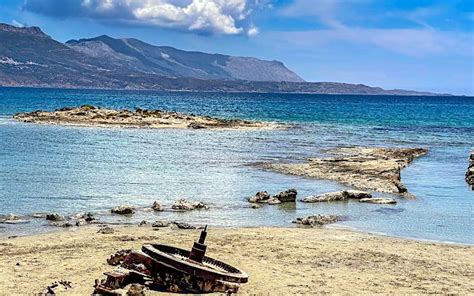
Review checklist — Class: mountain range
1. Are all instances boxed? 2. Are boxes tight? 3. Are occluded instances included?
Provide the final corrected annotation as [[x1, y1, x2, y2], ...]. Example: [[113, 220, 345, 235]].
[[0, 23, 443, 95]]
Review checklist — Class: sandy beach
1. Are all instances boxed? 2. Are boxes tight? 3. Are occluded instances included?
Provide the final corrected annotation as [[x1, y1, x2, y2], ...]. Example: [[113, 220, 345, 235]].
[[0, 225, 472, 295]]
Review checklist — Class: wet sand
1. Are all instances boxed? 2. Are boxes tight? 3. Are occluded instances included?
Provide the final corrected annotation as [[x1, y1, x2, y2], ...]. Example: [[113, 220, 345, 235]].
[[0, 226, 472, 295]]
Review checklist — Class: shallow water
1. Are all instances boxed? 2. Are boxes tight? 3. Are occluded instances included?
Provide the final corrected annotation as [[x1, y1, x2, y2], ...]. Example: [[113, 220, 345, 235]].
[[0, 88, 473, 243]]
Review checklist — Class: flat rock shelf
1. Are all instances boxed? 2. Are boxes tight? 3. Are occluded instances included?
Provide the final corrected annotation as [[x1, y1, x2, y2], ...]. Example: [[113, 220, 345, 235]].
[[13, 105, 284, 130]]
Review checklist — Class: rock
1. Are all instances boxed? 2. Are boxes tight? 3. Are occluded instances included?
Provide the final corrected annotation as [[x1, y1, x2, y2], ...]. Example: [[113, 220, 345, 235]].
[[248, 191, 271, 203], [75, 219, 87, 227], [1, 214, 29, 224], [293, 215, 340, 227], [151, 201, 164, 211], [111, 205, 135, 215], [172, 222, 196, 229], [466, 152, 474, 186], [127, 283, 145, 296], [373, 208, 404, 214], [98, 226, 115, 234], [138, 220, 148, 227], [302, 190, 372, 202], [51, 221, 73, 228], [360, 197, 397, 204], [250, 204, 261, 209], [301, 191, 347, 202], [31, 213, 46, 218], [171, 199, 208, 211], [344, 190, 372, 199], [152, 220, 172, 228], [273, 188, 297, 202], [267, 197, 282, 205], [46, 213, 65, 221], [188, 123, 207, 129]]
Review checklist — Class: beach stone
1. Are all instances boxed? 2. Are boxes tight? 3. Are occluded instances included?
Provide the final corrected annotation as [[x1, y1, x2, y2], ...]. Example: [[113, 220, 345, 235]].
[[344, 190, 372, 199], [111, 205, 135, 215], [466, 152, 474, 186], [138, 220, 148, 227], [151, 201, 164, 211], [250, 204, 261, 209], [273, 188, 297, 202], [248, 191, 271, 203], [75, 219, 87, 227], [98, 226, 115, 234], [360, 197, 397, 204], [301, 191, 347, 202], [46, 213, 65, 221], [172, 222, 196, 229], [152, 220, 172, 228], [74, 212, 95, 222], [293, 215, 340, 227], [51, 221, 73, 228]]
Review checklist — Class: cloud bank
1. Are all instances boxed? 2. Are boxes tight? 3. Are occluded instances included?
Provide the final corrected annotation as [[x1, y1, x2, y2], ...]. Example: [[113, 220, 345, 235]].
[[23, 0, 258, 35]]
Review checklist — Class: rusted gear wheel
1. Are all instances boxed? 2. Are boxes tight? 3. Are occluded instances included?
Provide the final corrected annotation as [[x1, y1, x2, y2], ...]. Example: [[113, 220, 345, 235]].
[[142, 244, 248, 284]]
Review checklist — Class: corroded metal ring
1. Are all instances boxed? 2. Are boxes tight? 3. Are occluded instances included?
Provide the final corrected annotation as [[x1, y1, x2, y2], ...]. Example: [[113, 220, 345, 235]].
[[142, 244, 248, 283]]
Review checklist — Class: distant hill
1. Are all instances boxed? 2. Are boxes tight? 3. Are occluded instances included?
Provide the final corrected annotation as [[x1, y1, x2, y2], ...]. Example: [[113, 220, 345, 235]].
[[0, 23, 444, 95]]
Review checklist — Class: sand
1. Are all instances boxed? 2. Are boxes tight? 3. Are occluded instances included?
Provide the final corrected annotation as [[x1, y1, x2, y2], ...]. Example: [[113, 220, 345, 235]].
[[0, 225, 472, 295]]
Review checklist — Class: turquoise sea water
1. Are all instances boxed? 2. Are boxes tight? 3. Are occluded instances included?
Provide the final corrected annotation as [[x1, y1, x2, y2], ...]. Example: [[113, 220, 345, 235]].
[[0, 88, 473, 243]]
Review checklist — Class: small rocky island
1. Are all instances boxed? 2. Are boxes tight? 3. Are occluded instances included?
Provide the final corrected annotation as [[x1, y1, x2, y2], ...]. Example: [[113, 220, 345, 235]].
[[260, 147, 428, 198], [13, 105, 281, 130]]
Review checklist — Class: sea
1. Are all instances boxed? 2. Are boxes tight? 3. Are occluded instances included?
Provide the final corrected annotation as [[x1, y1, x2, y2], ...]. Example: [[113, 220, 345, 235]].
[[0, 87, 472, 244]]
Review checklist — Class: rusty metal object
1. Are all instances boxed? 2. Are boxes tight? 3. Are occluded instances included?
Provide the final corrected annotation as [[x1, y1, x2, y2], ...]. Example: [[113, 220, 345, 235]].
[[94, 226, 248, 294]]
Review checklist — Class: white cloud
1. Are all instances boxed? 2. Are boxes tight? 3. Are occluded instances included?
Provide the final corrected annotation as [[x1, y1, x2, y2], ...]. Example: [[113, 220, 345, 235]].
[[11, 20, 25, 27], [25, 0, 258, 35], [247, 24, 259, 36]]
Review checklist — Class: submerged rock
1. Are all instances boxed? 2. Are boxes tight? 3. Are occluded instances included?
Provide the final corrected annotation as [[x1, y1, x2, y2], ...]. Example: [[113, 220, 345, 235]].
[[373, 208, 405, 214], [248, 191, 271, 203], [273, 188, 297, 202], [293, 215, 340, 227], [301, 190, 372, 202], [267, 197, 282, 205], [111, 205, 136, 215], [360, 197, 397, 204]]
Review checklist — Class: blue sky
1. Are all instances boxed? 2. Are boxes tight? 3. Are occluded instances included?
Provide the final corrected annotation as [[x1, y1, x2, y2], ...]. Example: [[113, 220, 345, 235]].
[[0, 0, 473, 95]]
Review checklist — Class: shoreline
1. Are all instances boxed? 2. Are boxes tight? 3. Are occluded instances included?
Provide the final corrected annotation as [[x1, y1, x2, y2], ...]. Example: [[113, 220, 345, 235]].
[[1, 225, 472, 294], [2, 220, 473, 247]]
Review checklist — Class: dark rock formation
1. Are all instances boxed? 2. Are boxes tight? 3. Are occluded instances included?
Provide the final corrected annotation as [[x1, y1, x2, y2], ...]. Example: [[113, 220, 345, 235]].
[[111, 205, 135, 215], [151, 201, 164, 212], [46, 213, 65, 221], [273, 188, 297, 203], [466, 152, 474, 187]]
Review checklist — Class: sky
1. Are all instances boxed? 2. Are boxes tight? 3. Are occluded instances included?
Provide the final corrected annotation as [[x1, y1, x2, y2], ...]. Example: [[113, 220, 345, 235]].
[[0, 0, 473, 95]]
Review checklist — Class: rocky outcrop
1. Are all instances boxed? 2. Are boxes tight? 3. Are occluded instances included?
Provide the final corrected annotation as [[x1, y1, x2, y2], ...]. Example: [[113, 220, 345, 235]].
[[292, 215, 340, 227], [14, 106, 280, 130], [46, 213, 65, 221], [261, 147, 427, 198], [273, 188, 297, 203], [301, 190, 372, 203], [171, 199, 209, 211], [249, 189, 297, 204], [248, 191, 271, 203], [111, 205, 135, 215], [151, 201, 164, 212], [152, 220, 172, 228], [466, 152, 474, 187], [360, 198, 397, 204]]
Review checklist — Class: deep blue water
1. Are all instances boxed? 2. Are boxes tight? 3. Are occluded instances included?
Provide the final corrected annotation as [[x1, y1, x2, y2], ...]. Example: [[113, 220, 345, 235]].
[[0, 87, 473, 243]]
